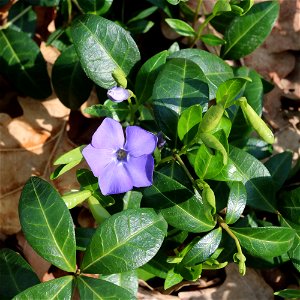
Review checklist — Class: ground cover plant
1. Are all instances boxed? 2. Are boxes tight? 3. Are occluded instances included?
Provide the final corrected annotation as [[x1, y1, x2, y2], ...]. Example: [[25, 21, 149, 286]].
[[0, 0, 299, 299]]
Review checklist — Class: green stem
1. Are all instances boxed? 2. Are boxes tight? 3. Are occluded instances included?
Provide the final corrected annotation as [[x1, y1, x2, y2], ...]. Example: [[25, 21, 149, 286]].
[[190, 13, 215, 48], [217, 215, 246, 275], [0, 5, 32, 29], [87, 196, 111, 224], [192, 0, 203, 27], [174, 153, 195, 185]]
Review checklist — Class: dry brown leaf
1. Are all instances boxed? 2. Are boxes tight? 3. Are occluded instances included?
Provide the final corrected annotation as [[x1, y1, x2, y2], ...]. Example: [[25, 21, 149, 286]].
[[16, 231, 51, 281], [178, 263, 274, 300], [0, 96, 82, 235]]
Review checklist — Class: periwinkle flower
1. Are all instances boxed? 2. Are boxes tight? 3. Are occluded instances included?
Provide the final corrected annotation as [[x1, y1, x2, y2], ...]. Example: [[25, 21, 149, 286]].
[[107, 86, 130, 102], [82, 118, 157, 195]]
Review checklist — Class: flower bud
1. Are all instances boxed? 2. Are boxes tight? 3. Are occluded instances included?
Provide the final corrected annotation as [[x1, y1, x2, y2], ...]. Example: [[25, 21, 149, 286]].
[[107, 86, 130, 103]]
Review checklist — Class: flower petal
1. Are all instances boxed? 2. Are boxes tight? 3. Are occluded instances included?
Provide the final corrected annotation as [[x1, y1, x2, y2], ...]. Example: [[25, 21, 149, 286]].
[[98, 162, 133, 195], [107, 86, 130, 102], [125, 155, 154, 187], [82, 145, 114, 177], [91, 118, 124, 150], [124, 126, 157, 157]]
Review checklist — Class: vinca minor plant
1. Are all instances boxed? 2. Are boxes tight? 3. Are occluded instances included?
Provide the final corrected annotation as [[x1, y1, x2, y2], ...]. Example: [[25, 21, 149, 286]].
[[0, 0, 299, 299]]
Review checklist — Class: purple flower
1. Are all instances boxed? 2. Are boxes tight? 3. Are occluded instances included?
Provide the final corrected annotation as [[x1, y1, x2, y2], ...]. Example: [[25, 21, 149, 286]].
[[107, 86, 130, 102], [82, 118, 157, 195]]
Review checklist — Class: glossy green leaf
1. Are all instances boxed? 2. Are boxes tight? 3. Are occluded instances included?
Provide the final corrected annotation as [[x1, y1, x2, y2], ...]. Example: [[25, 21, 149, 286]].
[[231, 227, 295, 258], [280, 217, 300, 272], [0, 28, 51, 99], [229, 146, 276, 212], [212, 0, 231, 15], [0, 249, 39, 299], [13, 276, 73, 300], [77, 276, 135, 300], [76, 0, 113, 15], [142, 172, 216, 232], [216, 77, 249, 108], [135, 50, 169, 104], [225, 181, 247, 224], [164, 268, 183, 289], [102, 270, 138, 296], [165, 18, 195, 37], [221, 1, 279, 59], [54, 145, 84, 165], [280, 187, 300, 225], [127, 19, 155, 34], [211, 157, 244, 182], [200, 34, 226, 46], [19, 177, 76, 272], [123, 191, 142, 210], [61, 190, 92, 209], [170, 49, 233, 99], [71, 15, 140, 88], [177, 104, 202, 143], [52, 45, 93, 109], [24, 0, 60, 6], [84, 101, 129, 121], [265, 151, 293, 190], [274, 289, 300, 299], [50, 160, 82, 180], [128, 6, 158, 23], [152, 58, 209, 144], [8, 2, 36, 36], [81, 208, 167, 274], [182, 228, 222, 266]]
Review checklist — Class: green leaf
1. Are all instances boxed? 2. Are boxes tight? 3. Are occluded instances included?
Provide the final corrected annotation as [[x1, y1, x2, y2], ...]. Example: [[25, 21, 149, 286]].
[[13, 276, 73, 300], [61, 190, 92, 209], [170, 49, 233, 99], [51, 45, 93, 109], [274, 289, 300, 299], [265, 151, 293, 190], [84, 101, 129, 121], [211, 157, 244, 182], [225, 181, 247, 224], [19, 177, 76, 272], [71, 15, 140, 89], [127, 19, 155, 34], [0, 249, 39, 299], [280, 187, 300, 225], [142, 172, 216, 233], [54, 145, 84, 165], [135, 50, 169, 104], [123, 191, 142, 210], [231, 227, 295, 258], [8, 2, 36, 36], [152, 58, 209, 144], [221, 1, 279, 59], [0, 28, 52, 99], [280, 217, 300, 272], [182, 228, 222, 266], [81, 208, 167, 274], [77, 276, 135, 300], [128, 6, 158, 23], [102, 270, 138, 296], [216, 77, 249, 108], [229, 146, 276, 213], [177, 104, 202, 143], [50, 160, 82, 180], [164, 268, 183, 289], [200, 34, 226, 46], [212, 0, 231, 15], [76, 0, 113, 15], [165, 18, 195, 37]]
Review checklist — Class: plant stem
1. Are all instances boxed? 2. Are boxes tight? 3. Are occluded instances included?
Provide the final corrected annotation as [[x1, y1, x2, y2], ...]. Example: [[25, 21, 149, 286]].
[[192, 0, 203, 28], [174, 153, 195, 185], [217, 215, 246, 275], [190, 13, 215, 48], [0, 5, 32, 30]]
